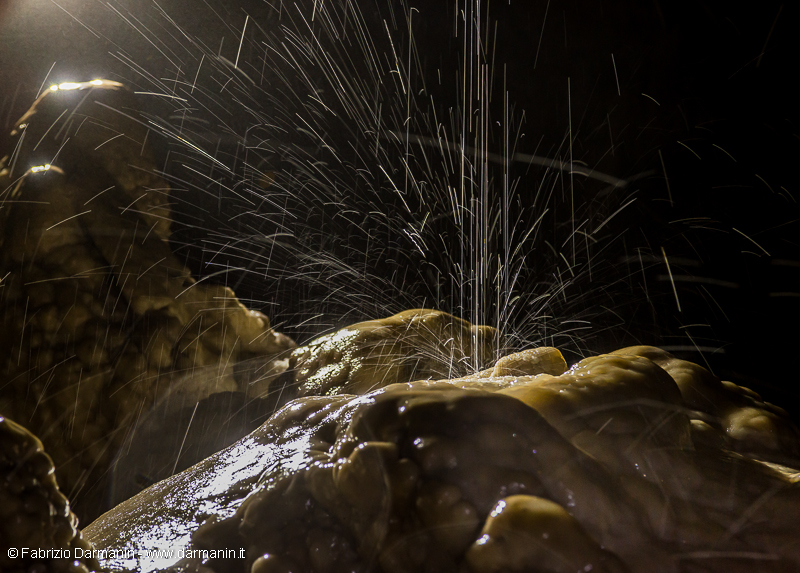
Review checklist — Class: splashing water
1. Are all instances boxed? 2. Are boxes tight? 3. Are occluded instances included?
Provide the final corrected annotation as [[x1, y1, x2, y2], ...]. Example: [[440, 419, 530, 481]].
[[57, 3, 639, 344], [1, 0, 798, 451]]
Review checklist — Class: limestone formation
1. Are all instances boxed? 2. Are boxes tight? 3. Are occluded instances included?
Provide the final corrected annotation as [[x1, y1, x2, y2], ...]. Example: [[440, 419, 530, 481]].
[[0, 81, 296, 516], [85, 341, 800, 573], [0, 416, 98, 573]]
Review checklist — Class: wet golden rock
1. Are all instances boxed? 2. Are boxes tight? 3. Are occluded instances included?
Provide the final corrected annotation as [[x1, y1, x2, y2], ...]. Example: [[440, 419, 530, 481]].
[[612, 346, 800, 462], [466, 495, 628, 573], [469, 345, 568, 378], [82, 339, 800, 573], [0, 416, 98, 573], [0, 80, 296, 518], [289, 308, 499, 396]]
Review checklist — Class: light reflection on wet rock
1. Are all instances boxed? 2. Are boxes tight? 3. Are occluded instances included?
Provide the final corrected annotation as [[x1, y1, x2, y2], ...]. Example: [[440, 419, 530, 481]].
[[84, 338, 800, 573], [289, 309, 499, 396]]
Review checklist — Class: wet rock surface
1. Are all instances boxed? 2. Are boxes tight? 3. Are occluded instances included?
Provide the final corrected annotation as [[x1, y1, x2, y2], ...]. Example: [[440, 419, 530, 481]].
[[0, 80, 296, 520], [83, 344, 800, 573], [289, 309, 499, 397], [0, 416, 98, 573]]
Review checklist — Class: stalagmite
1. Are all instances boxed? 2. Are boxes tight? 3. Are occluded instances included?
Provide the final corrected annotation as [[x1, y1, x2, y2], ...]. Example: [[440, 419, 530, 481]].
[[0, 81, 296, 518]]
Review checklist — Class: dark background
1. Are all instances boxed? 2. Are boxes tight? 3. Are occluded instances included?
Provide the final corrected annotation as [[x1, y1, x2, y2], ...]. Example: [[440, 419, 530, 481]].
[[1, 0, 798, 421]]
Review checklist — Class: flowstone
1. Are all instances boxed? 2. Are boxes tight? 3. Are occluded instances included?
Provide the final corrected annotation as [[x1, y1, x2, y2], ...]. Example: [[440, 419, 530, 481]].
[[84, 340, 800, 573], [0, 80, 296, 518]]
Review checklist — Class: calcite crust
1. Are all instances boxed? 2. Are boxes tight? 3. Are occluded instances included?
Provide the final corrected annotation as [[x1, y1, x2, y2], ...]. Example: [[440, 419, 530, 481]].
[[79, 340, 800, 573]]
